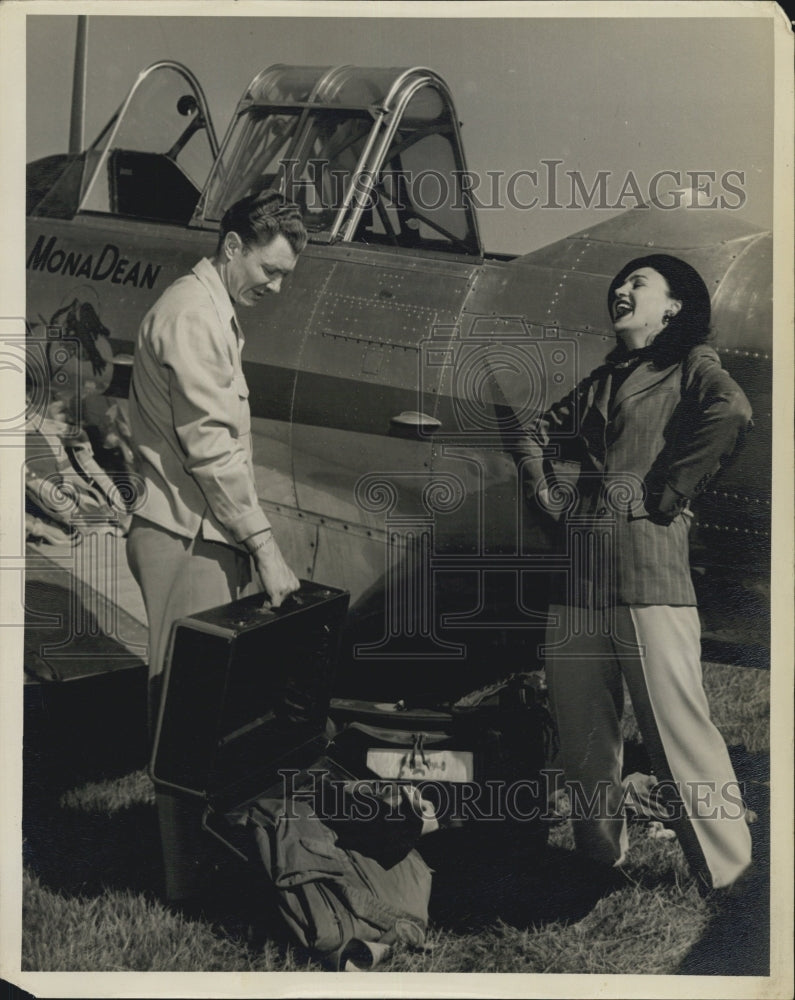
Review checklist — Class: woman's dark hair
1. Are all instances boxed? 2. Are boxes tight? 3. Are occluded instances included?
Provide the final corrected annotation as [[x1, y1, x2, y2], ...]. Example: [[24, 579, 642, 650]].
[[606, 253, 713, 368], [218, 189, 308, 255]]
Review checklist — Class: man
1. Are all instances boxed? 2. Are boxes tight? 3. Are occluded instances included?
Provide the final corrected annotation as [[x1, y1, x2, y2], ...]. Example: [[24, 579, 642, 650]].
[[126, 189, 307, 904]]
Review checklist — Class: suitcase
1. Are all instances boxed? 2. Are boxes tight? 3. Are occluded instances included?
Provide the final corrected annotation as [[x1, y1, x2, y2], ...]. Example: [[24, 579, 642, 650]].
[[327, 674, 555, 828], [150, 581, 353, 854]]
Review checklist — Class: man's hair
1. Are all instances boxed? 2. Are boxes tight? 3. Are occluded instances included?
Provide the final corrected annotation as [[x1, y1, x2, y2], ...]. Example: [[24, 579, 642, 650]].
[[218, 190, 308, 256]]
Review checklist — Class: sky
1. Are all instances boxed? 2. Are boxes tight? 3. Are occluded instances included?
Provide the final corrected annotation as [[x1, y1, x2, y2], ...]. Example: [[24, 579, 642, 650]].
[[25, 10, 775, 255]]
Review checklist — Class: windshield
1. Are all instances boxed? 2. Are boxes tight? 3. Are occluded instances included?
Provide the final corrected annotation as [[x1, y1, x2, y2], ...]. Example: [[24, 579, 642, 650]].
[[198, 71, 481, 255], [201, 107, 373, 235], [352, 85, 478, 253], [79, 62, 217, 222]]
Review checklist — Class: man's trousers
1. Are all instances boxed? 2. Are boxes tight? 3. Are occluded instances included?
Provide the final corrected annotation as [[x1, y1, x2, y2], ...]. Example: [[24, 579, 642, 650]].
[[127, 516, 258, 902], [544, 603, 752, 890]]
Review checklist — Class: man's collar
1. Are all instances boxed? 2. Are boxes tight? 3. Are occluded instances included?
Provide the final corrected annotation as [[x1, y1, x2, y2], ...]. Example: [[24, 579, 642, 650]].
[[192, 257, 239, 334]]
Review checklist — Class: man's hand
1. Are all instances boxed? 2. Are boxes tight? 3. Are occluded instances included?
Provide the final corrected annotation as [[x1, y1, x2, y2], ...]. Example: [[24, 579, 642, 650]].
[[246, 530, 300, 607]]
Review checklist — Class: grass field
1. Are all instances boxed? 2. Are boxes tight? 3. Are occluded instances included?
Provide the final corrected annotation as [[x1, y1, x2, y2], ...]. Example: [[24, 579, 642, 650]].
[[21, 660, 770, 976]]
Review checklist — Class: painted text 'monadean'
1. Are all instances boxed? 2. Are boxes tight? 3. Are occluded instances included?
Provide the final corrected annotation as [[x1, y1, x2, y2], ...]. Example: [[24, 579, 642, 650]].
[[26, 235, 162, 290]]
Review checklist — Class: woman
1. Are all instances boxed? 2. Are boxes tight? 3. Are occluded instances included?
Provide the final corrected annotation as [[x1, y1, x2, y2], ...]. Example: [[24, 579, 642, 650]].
[[516, 254, 753, 892]]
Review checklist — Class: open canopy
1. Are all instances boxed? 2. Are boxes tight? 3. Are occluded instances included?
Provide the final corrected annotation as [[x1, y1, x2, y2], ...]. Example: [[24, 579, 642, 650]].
[[194, 64, 483, 255], [29, 62, 482, 257]]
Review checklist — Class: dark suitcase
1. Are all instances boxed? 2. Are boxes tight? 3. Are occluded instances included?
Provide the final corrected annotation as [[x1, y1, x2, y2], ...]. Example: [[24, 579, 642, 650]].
[[150, 580, 352, 856]]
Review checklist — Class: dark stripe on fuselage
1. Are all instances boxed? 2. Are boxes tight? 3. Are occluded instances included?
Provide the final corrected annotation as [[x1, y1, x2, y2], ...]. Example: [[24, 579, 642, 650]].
[[243, 360, 298, 425], [109, 355, 421, 436], [250, 363, 431, 437]]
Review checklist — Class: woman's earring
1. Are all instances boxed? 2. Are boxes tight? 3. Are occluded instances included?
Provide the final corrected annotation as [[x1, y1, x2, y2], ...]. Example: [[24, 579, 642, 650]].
[[662, 311, 672, 325]]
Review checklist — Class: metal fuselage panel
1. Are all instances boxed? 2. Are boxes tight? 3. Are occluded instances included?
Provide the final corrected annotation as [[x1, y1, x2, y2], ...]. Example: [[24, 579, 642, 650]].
[[459, 230, 771, 568], [25, 208, 771, 613]]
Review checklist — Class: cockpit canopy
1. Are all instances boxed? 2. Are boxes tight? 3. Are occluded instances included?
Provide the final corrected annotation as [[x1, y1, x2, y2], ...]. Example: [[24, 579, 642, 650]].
[[29, 62, 482, 257], [28, 61, 219, 225]]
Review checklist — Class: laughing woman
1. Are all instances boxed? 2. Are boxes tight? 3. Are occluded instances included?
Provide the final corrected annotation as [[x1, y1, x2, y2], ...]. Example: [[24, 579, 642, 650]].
[[516, 254, 753, 893]]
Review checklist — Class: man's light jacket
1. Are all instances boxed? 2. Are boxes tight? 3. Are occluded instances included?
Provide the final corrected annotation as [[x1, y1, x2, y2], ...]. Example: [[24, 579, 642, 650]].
[[128, 257, 271, 549]]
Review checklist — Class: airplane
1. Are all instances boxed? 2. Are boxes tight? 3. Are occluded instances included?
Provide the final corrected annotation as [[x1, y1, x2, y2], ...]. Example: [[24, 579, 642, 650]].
[[25, 61, 771, 720]]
